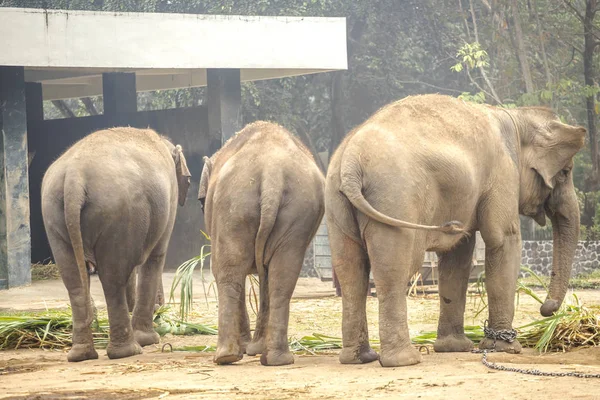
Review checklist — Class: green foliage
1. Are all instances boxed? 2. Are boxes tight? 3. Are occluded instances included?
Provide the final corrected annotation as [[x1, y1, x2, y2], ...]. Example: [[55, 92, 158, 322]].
[[169, 231, 212, 321], [451, 42, 490, 72], [5, 0, 600, 232], [458, 91, 486, 104]]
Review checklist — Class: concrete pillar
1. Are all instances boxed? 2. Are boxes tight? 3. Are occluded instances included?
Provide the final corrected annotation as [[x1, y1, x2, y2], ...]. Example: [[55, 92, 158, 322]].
[[102, 72, 137, 122], [0, 66, 32, 289], [25, 82, 48, 265], [207, 69, 242, 150]]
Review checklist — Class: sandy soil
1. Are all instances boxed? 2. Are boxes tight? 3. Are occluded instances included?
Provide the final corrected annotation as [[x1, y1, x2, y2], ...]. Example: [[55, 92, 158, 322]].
[[1, 276, 600, 399]]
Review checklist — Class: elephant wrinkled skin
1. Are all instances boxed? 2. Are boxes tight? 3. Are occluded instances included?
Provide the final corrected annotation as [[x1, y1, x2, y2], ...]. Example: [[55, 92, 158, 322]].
[[198, 121, 324, 366], [325, 94, 585, 367], [42, 127, 191, 362]]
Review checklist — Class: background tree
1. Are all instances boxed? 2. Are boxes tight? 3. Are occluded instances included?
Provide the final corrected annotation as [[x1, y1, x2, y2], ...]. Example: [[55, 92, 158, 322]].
[[2, 0, 600, 238]]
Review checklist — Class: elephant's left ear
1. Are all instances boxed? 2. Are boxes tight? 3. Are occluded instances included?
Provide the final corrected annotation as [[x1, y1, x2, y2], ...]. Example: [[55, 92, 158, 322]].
[[173, 145, 192, 178], [531, 122, 586, 189], [173, 145, 191, 206]]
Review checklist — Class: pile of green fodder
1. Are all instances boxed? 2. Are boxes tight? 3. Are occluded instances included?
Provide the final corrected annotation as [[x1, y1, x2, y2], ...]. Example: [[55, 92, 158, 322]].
[[0, 310, 109, 350], [0, 307, 216, 351], [518, 295, 600, 352]]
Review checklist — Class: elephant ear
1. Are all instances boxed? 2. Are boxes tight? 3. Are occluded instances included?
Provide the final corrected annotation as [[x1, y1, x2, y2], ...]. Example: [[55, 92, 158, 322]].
[[172, 145, 192, 206], [531, 121, 586, 189], [198, 156, 212, 211]]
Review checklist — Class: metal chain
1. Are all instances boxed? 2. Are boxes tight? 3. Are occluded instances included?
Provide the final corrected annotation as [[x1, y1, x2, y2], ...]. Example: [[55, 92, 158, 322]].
[[471, 320, 600, 378], [480, 351, 600, 378]]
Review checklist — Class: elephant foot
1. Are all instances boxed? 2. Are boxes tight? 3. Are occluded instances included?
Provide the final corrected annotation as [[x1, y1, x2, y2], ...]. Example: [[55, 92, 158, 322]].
[[106, 341, 143, 360], [339, 345, 379, 364], [134, 329, 160, 347], [379, 345, 422, 367], [246, 338, 265, 356], [214, 346, 243, 365], [478, 337, 522, 354], [434, 334, 474, 353], [67, 343, 99, 362], [260, 349, 294, 366]]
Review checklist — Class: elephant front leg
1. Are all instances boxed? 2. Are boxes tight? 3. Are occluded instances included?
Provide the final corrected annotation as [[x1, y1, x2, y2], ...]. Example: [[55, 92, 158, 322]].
[[434, 236, 475, 353], [478, 232, 522, 353]]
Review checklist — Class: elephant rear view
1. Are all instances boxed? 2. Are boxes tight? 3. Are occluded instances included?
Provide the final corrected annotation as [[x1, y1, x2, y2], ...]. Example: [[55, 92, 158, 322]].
[[198, 121, 324, 366], [42, 127, 191, 362]]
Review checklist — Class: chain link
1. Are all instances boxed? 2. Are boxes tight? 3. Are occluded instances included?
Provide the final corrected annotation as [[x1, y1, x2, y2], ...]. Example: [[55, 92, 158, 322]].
[[470, 320, 600, 378]]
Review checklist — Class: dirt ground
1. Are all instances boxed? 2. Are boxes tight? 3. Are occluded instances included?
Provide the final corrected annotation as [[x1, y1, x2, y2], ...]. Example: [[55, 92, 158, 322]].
[[1, 274, 600, 399]]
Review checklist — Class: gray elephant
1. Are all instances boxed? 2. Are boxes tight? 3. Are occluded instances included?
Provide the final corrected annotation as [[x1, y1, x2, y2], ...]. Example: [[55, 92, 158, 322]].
[[198, 121, 324, 366], [325, 94, 585, 367], [42, 127, 191, 362]]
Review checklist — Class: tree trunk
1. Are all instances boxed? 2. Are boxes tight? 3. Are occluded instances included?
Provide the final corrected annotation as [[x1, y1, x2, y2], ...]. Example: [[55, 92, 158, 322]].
[[81, 97, 99, 116], [329, 72, 345, 161], [51, 100, 76, 119], [583, 0, 599, 181], [510, 0, 535, 93], [328, 17, 367, 159], [532, 0, 552, 90], [295, 124, 327, 174]]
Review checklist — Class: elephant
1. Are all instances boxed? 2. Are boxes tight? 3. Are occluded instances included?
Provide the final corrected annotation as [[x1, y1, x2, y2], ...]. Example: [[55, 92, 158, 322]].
[[325, 94, 586, 368], [198, 121, 324, 366], [41, 127, 191, 362]]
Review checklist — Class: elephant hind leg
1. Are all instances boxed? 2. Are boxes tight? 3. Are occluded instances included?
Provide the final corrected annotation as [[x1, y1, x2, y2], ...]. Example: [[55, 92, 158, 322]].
[[328, 222, 378, 365], [126, 266, 137, 313], [434, 235, 476, 353], [132, 252, 165, 347], [259, 245, 306, 367], [48, 235, 98, 362], [368, 227, 424, 367], [247, 265, 268, 356], [98, 263, 142, 360], [212, 250, 254, 365]]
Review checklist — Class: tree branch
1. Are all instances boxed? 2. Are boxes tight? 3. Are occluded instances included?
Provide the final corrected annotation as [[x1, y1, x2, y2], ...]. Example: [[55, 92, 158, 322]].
[[395, 80, 464, 94], [468, 0, 503, 104], [563, 0, 585, 22]]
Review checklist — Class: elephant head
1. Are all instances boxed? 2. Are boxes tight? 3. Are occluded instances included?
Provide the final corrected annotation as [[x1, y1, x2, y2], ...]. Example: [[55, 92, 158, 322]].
[[509, 108, 586, 316], [198, 156, 212, 213], [160, 137, 191, 206]]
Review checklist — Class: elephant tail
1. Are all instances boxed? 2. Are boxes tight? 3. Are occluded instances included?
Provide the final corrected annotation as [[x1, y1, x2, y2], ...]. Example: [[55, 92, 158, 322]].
[[255, 176, 283, 285], [339, 153, 465, 235], [63, 171, 91, 307]]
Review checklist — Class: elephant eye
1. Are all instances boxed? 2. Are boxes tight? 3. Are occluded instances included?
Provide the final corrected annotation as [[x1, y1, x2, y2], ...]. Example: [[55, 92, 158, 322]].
[[562, 168, 571, 176]]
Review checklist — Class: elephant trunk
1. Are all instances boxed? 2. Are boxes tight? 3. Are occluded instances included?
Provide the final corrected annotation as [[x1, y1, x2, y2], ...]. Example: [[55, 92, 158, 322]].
[[540, 189, 580, 317]]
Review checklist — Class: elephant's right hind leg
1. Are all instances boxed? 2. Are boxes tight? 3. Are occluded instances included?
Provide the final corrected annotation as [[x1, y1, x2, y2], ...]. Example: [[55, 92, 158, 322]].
[[328, 223, 378, 365], [99, 269, 142, 359], [246, 267, 268, 356], [48, 235, 98, 362]]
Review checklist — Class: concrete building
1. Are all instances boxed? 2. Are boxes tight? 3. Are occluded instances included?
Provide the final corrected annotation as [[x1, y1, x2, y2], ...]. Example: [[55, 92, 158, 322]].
[[0, 7, 347, 289]]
